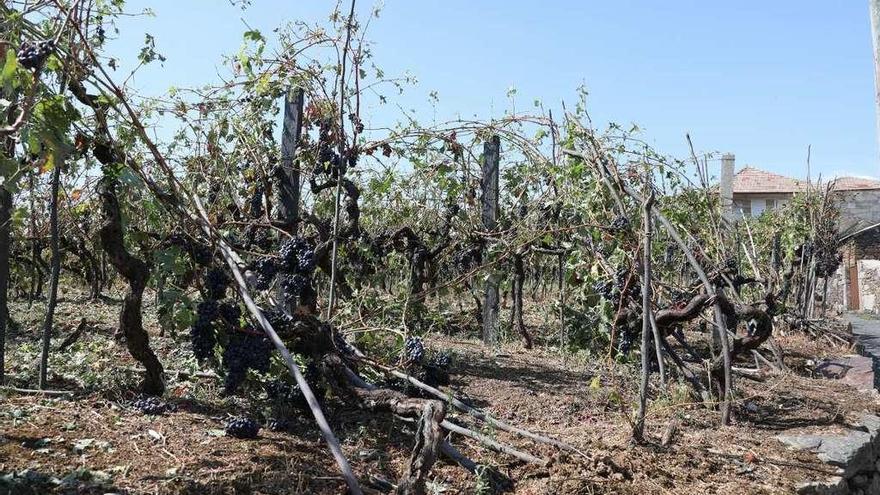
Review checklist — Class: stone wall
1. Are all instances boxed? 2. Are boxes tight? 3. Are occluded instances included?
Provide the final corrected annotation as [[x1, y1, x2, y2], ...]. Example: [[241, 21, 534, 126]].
[[778, 414, 880, 494], [827, 265, 847, 312], [854, 228, 880, 260], [859, 260, 880, 313], [837, 190, 880, 231]]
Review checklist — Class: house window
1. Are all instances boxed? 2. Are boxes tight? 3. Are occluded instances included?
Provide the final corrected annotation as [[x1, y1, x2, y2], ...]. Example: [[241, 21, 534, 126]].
[[766, 199, 776, 210], [751, 199, 766, 216], [734, 199, 751, 217]]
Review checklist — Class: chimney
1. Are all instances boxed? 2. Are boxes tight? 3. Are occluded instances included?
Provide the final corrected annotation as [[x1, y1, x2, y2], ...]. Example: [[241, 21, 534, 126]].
[[720, 153, 735, 221]]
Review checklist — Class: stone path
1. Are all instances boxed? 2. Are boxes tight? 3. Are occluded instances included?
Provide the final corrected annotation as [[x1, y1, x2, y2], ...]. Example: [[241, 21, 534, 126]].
[[845, 313, 880, 390], [774, 314, 880, 494]]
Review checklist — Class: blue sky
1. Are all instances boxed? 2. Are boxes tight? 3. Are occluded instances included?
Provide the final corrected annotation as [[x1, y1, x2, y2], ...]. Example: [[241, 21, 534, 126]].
[[109, 1, 879, 180]]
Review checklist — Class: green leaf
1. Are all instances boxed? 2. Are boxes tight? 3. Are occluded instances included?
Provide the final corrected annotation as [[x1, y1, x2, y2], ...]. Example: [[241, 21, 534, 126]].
[[243, 29, 265, 43], [1, 50, 18, 86]]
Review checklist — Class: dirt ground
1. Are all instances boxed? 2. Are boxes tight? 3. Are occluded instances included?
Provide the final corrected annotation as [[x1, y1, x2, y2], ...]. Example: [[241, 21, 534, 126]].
[[1, 288, 877, 494]]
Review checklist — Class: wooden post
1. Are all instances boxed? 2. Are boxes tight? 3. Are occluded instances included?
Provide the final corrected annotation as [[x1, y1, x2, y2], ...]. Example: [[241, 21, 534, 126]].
[[276, 87, 304, 234], [481, 135, 501, 346]]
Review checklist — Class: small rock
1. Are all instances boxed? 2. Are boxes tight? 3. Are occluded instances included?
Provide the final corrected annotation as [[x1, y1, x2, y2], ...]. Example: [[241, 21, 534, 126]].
[[777, 434, 823, 451], [816, 432, 875, 476], [796, 476, 847, 495], [858, 414, 880, 435]]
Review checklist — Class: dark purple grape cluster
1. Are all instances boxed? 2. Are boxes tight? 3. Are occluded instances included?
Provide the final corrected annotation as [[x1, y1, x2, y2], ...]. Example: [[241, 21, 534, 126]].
[[278, 237, 315, 274], [296, 248, 316, 274], [248, 186, 265, 217], [218, 302, 241, 326], [265, 365, 325, 412], [614, 266, 641, 302], [222, 331, 273, 393], [266, 417, 292, 432], [131, 395, 172, 415], [593, 280, 614, 300], [266, 379, 307, 411], [430, 351, 451, 370], [403, 336, 425, 364], [422, 351, 452, 387], [250, 257, 279, 290], [616, 327, 637, 355], [244, 227, 274, 251], [279, 273, 308, 303], [274, 237, 316, 304], [664, 243, 676, 264], [313, 145, 343, 176], [609, 216, 630, 232], [204, 267, 231, 300], [225, 416, 260, 439], [16, 40, 54, 70], [264, 309, 294, 334], [190, 300, 219, 362]]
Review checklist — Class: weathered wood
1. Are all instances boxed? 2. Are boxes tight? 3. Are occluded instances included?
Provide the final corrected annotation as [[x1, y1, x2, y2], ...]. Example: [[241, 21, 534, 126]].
[[481, 135, 500, 346], [441, 419, 546, 465], [276, 87, 304, 234], [57, 318, 88, 352]]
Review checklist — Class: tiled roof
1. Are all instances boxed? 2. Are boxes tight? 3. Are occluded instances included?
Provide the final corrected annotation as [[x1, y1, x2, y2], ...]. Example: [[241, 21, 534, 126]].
[[732, 167, 880, 193], [733, 167, 806, 193], [830, 176, 880, 191]]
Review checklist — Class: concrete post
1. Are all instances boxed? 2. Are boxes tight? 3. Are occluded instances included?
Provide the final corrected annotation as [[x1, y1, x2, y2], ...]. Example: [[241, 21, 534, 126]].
[[720, 153, 735, 222], [481, 136, 501, 347], [871, 0, 880, 163], [276, 88, 304, 234]]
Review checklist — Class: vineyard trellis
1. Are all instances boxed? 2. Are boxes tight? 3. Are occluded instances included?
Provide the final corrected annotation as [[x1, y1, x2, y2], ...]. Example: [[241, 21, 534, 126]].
[[0, 1, 851, 493]]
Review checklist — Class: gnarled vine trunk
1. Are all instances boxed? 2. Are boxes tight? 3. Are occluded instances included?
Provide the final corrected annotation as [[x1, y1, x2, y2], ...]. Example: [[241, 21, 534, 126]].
[[511, 252, 533, 348], [97, 168, 164, 395]]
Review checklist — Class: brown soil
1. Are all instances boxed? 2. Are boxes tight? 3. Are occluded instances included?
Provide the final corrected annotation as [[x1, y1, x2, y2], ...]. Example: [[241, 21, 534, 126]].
[[1, 290, 877, 494]]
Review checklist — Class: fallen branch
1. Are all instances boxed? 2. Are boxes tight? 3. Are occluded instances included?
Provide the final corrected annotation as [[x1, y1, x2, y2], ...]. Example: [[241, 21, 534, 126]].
[[56, 317, 87, 352], [0, 386, 74, 396], [356, 354, 585, 457], [441, 419, 547, 465]]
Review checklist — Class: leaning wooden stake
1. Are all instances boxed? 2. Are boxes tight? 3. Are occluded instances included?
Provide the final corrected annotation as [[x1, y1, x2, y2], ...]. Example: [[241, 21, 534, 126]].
[[633, 183, 654, 441]]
